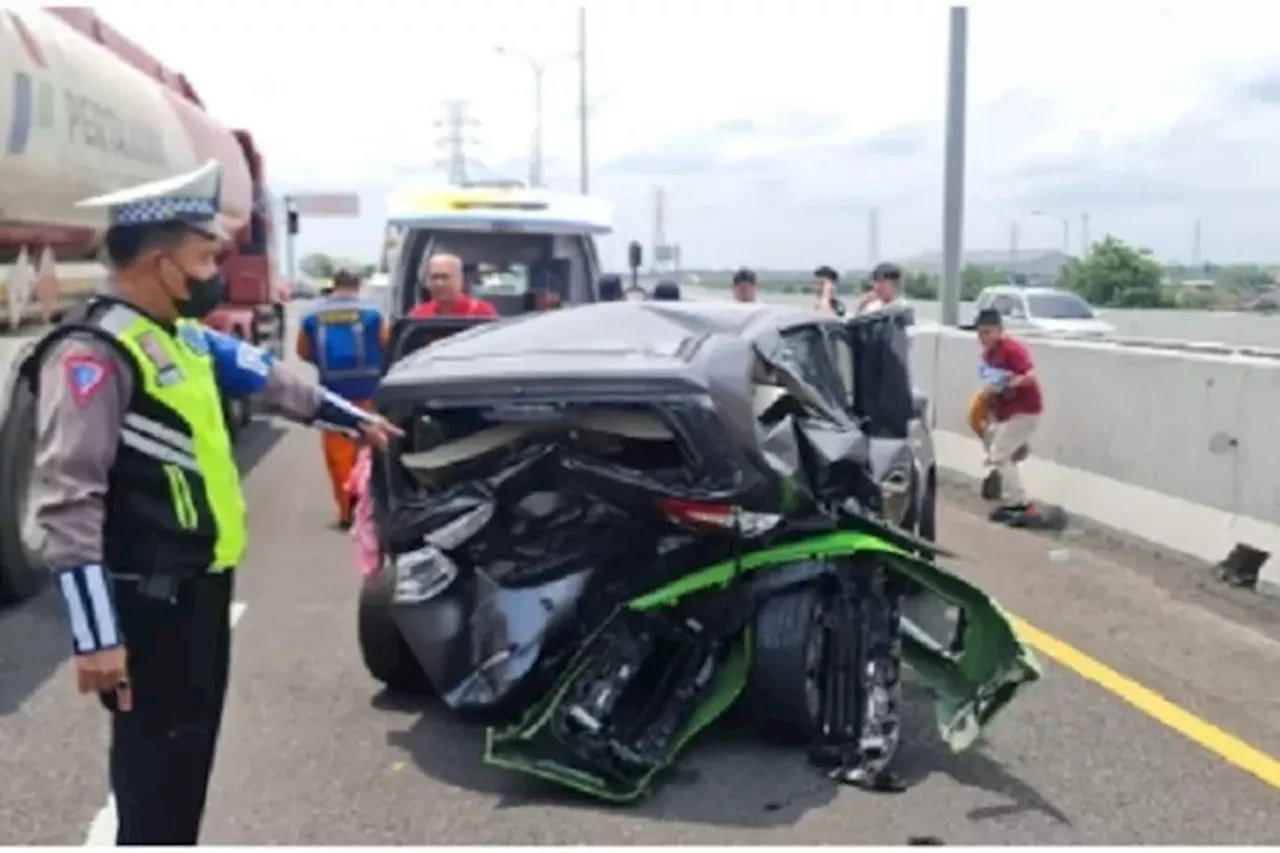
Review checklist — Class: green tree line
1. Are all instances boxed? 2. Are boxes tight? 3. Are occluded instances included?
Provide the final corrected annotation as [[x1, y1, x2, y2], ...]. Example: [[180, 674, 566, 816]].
[[690, 236, 1279, 310], [298, 253, 377, 281]]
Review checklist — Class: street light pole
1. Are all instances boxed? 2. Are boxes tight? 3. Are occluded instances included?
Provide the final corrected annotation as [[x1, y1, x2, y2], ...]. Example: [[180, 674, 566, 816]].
[[577, 6, 589, 194], [1031, 210, 1070, 255], [497, 45, 579, 189], [531, 63, 545, 187], [939, 6, 969, 328]]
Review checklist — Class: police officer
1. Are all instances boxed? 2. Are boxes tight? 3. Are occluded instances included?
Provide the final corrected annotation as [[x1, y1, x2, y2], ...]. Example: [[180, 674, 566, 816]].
[[25, 161, 402, 845], [296, 266, 390, 527]]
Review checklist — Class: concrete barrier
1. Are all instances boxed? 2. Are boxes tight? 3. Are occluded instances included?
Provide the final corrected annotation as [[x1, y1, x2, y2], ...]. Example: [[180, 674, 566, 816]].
[[909, 327, 1280, 594]]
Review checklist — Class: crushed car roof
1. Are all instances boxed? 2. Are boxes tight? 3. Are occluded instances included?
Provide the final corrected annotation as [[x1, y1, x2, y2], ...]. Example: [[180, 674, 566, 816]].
[[377, 301, 819, 401]]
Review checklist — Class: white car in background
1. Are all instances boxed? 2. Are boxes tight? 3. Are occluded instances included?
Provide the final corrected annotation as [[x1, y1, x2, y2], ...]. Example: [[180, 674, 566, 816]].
[[973, 285, 1114, 337]]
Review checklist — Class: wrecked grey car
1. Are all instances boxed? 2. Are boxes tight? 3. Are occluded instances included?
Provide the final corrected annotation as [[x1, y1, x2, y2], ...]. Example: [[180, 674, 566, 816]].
[[354, 301, 1039, 801]]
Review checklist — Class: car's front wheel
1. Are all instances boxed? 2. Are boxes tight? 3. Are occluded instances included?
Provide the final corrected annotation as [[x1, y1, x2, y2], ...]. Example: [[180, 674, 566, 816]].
[[357, 566, 434, 694], [744, 583, 829, 741]]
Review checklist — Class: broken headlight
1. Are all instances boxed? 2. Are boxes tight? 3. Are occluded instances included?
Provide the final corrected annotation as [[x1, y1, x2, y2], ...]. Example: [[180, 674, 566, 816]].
[[393, 544, 459, 605]]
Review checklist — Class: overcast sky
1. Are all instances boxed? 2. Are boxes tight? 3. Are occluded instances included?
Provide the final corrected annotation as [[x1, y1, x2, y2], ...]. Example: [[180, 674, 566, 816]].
[[90, 0, 1280, 268]]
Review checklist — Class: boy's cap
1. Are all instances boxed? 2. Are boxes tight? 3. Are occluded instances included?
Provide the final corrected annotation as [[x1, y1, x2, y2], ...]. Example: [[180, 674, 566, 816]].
[[870, 261, 902, 281]]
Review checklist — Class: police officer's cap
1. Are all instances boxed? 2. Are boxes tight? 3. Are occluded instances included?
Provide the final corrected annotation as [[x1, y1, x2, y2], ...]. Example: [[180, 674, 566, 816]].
[[76, 160, 227, 241]]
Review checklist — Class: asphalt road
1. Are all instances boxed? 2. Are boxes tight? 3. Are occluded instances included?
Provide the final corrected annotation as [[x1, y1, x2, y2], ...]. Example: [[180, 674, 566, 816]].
[[2, 412, 1278, 845]]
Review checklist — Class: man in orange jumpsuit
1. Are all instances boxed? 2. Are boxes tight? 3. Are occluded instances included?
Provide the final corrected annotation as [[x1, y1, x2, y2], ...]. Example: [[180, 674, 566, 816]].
[[296, 268, 390, 527]]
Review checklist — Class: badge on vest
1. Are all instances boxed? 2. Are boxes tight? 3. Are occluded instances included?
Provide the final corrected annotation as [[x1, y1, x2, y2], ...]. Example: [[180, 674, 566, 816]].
[[137, 332, 186, 387], [319, 309, 361, 325], [179, 324, 210, 356]]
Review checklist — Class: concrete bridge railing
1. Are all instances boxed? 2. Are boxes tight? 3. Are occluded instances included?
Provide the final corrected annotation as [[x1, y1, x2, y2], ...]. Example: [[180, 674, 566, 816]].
[[907, 327, 1280, 593]]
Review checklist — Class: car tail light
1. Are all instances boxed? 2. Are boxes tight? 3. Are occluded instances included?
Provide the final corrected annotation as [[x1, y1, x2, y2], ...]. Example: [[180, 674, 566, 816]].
[[656, 498, 782, 537]]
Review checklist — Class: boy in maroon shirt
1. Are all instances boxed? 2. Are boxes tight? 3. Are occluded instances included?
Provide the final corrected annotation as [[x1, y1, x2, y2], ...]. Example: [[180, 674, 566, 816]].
[[975, 308, 1044, 523]]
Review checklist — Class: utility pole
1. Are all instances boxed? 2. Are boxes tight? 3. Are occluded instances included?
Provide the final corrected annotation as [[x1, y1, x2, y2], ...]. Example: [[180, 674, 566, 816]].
[[530, 66, 545, 187], [1080, 211, 1091, 256], [1192, 217, 1203, 268], [496, 47, 577, 188], [434, 100, 481, 186], [577, 6, 590, 194], [1009, 219, 1020, 267], [867, 207, 880, 267], [939, 5, 968, 328]]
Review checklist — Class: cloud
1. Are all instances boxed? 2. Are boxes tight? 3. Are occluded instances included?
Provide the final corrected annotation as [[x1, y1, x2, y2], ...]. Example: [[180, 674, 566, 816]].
[[77, 1, 1280, 266]]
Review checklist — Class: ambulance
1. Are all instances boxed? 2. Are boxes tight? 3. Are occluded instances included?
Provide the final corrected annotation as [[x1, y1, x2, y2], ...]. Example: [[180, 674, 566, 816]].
[[377, 182, 614, 319]]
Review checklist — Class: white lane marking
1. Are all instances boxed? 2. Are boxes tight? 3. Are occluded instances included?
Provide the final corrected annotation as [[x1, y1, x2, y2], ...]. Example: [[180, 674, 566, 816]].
[[82, 601, 248, 847]]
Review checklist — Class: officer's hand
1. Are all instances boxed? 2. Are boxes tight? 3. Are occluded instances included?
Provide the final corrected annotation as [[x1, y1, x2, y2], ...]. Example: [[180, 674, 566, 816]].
[[76, 647, 132, 711], [361, 416, 405, 450]]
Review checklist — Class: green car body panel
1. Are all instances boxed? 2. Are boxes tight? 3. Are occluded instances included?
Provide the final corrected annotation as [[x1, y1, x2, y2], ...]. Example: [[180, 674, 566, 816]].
[[484, 530, 1042, 801]]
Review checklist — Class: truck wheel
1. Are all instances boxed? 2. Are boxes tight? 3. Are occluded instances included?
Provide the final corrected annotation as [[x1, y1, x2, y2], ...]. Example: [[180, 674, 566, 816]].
[[0, 383, 47, 603], [745, 582, 829, 741], [358, 566, 433, 694]]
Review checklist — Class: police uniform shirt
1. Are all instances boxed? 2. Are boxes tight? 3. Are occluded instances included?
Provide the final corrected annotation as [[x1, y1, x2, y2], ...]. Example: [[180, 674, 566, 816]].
[[33, 158, 376, 588], [32, 331, 324, 572]]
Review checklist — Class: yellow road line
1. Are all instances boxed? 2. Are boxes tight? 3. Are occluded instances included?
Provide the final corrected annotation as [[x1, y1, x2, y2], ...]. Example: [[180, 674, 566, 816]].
[[1010, 615, 1280, 791]]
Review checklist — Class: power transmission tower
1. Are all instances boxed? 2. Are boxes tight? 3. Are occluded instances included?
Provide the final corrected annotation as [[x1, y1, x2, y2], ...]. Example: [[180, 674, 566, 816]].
[[434, 100, 482, 186]]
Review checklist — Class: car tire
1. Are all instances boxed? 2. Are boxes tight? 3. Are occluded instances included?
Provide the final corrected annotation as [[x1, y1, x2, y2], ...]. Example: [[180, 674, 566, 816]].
[[745, 582, 829, 741], [357, 566, 433, 694], [0, 383, 47, 603]]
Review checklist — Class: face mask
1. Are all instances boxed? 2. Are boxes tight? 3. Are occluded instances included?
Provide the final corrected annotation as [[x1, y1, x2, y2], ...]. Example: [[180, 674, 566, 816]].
[[162, 256, 225, 319], [176, 271, 226, 319]]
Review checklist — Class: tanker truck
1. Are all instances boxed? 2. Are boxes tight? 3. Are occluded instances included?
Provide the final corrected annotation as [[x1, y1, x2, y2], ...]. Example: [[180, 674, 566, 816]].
[[0, 6, 289, 602]]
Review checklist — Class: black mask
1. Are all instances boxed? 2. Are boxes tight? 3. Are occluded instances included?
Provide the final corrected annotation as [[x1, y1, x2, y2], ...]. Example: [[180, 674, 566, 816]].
[[162, 255, 226, 320], [175, 271, 226, 319]]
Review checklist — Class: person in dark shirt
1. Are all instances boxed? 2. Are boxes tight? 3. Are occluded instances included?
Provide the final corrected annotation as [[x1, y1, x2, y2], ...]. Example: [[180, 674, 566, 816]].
[[975, 308, 1044, 522], [598, 274, 624, 301], [652, 280, 681, 301]]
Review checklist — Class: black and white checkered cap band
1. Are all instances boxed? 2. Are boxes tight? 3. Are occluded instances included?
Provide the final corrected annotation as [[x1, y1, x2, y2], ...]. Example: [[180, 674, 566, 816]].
[[112, 196, 217, 227]]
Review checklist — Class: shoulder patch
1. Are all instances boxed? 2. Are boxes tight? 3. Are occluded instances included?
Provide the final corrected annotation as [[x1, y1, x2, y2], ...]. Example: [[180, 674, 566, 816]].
[[234, 340, 270, 376], [62, 353, 112, 408]]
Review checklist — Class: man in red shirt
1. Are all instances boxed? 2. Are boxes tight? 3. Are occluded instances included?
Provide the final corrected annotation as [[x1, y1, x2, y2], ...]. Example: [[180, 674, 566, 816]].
[[408, 253, 498, 318], [975, 308, 1044, 522]]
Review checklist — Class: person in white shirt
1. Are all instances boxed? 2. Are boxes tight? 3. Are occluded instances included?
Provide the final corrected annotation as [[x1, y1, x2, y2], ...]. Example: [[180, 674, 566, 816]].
[[856, 261, 909, 316]]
